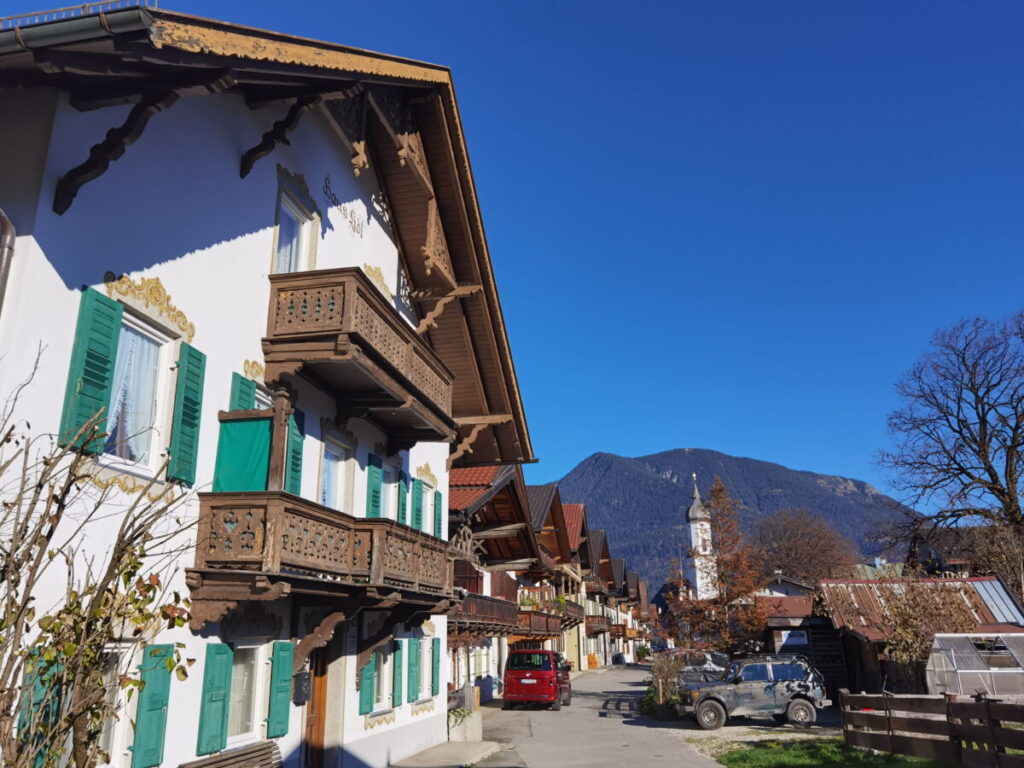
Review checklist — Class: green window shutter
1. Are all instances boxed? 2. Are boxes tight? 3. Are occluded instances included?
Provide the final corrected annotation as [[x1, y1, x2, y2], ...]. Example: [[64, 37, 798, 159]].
[[411, 480, 424, 530], [167, 343, 206, 486], [18, 651, 61, 768], [407, 638, 420, 702], [266, 641, 293, 738], [196, 644, 232, 755], [431, 637, 441, 697], [211, 418, 271, 492], [285, 410, 304, 496], [229, 372, 257, 410], [391, 640, 404, 707], [358, 653, 376, 715], [59, 287, 122, 453], [365, 454, 382, 518], [433, 490, 443, 538], [397, 472, 409, 525], [130, 644, 173, 768]]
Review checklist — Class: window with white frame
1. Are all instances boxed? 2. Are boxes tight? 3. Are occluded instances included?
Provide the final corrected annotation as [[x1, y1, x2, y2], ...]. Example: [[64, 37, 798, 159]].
[[420, 638, 432, 700], [274, 191, 314, 274], [320, 440, 352, 511], [102, 314, 172, 471], [381, 463, 398, 520], [227, 644, 267, 742], [96, 649, 124, 760], [373, 648, 391, 711]]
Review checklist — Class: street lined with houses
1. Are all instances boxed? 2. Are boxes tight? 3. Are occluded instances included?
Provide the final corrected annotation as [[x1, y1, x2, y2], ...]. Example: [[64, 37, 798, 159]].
[[1, 3, 1023, 768]]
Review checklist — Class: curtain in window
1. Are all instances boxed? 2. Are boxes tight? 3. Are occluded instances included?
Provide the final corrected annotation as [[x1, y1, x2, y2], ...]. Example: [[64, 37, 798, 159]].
[[104, 325, 159, 462], [276, 205, 301, 273], [320, 447, 343, 508]]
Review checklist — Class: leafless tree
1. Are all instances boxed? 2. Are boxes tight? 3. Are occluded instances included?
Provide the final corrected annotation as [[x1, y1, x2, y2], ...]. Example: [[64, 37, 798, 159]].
[[0, 353, 194, 768], [881, 313, 1024, 529], [752, 508, 859, 583]]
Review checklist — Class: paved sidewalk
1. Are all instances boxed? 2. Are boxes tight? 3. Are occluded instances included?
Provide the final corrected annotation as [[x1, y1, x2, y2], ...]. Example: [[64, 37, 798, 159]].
[[390, 740, 501, 768]]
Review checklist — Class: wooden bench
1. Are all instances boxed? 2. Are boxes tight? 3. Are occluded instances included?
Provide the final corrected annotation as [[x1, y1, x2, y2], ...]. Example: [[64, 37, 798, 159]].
[[179, 741, 282, 768]]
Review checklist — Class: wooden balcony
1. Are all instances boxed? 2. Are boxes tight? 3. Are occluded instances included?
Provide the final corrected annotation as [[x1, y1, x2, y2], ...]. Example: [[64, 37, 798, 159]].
[[187, 491, 453, 625], [560, 600, 585, 628], [585, 576, 608, 595], [450, 593, 519, 635], [585, 614, 611, 636], [610, 623, 626, 639], [625, 627, 640, 639], [516, 609, 562, 637], [262, 268, 456, 448]]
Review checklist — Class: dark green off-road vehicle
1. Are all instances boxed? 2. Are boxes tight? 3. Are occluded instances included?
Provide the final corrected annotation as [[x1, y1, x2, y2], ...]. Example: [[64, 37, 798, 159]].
[[676, 655, 830, 730]]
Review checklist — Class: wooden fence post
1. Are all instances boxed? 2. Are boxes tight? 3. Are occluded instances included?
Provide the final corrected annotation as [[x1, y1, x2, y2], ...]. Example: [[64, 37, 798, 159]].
[[943, 692, 962, 764], [985, 698, 1004, 756], [883, 691, 895, 754]]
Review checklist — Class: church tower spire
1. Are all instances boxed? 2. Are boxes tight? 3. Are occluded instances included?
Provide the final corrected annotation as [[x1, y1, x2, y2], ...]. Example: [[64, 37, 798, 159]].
[[683, 473, 718, 600]]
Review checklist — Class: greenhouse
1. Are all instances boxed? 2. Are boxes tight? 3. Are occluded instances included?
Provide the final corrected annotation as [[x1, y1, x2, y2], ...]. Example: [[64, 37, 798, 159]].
[[926, 634, 1024, 700]]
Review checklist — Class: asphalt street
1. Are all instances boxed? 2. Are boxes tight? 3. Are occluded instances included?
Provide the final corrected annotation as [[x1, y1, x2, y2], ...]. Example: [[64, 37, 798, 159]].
[[477, 665, 720, 768]]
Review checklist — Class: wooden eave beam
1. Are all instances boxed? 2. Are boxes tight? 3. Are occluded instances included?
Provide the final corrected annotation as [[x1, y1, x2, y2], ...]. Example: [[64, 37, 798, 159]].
[[470, 522, 527, 539], [483, 558, 536, 571]]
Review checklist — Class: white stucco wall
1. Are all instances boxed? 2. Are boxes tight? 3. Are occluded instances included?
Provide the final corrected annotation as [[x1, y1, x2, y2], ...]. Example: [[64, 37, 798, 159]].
[[0, 89, 451, 768]]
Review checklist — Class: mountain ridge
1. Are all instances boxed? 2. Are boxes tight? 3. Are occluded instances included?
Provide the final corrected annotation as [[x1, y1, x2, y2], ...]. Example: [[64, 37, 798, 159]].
[[556, 448, 905, 588]]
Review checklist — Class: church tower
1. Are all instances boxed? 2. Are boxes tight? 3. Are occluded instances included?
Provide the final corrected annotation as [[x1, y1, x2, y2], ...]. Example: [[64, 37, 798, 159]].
[[684, 474, 719, 600]]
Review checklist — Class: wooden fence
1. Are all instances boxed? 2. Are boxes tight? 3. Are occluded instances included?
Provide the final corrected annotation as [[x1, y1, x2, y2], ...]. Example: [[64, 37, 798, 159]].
[[839, 689, 1024, 766]]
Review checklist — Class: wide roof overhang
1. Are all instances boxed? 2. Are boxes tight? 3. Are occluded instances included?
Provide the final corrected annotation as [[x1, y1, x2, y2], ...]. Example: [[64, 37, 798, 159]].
[[0, 7, 533, 467]]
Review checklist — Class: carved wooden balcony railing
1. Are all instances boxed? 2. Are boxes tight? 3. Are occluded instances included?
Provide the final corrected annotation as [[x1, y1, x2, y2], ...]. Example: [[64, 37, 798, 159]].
[[585, 576, 608, 595], [515, 609, 562, 637], [585, 615, 611, 636], [191, 491, 453, 598], [560, 600, 585, 627], [610, 623, 626, 639], [450, 593, 519, 635], [262, 268, 456, 448]]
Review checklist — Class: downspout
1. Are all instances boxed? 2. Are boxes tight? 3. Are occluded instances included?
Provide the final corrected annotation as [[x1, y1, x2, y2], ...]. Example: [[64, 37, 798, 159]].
[[0, 208, 14, 324]]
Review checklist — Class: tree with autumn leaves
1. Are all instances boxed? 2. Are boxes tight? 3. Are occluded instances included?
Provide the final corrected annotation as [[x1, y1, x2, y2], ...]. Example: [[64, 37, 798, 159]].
[[663, 477, 766, 654]]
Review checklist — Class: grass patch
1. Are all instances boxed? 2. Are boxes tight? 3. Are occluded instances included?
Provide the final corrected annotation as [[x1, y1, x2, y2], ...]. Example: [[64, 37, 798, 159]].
[[717, 738, 942, 768]]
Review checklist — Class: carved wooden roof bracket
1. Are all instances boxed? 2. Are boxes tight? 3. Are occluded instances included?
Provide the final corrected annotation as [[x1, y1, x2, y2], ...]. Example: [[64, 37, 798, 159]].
[[323, 85, 370, 177], [53, 88, 182, 215], [416, 284, 481, 335], [240, 94, 321, 178], [448, 414, 512, 469]]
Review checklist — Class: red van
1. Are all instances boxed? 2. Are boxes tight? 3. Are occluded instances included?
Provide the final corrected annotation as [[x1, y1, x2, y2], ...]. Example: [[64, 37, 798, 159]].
[[502, 650, 572, 710]]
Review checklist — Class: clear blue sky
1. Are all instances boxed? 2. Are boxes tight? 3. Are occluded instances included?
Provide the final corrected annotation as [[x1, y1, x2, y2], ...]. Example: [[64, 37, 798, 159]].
[[161, 1, 1024, 496]]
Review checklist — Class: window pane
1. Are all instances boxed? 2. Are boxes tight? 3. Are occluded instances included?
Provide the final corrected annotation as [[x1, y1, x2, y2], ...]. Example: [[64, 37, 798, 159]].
[[770, 662, 806, 681], [382, 466, 396, 519], [104, 324, 160, 463], [374, 650, 388, 708], [98, 651, 122, 755], [228, 648, 257, 737], [275, 201, 302, 273], [739, 664, 769, 682], [321, 446, 343, 509]]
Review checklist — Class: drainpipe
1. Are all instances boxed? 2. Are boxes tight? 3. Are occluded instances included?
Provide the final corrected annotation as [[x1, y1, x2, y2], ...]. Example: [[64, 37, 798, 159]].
[[0, 207, 14, 324]]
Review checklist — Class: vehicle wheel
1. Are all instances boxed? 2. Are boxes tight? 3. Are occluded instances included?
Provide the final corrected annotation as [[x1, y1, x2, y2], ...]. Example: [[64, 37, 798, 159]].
[[502, 701, 513, 711], [563, 690, 572, 706], [550, 696, 562, 711], [695, 700, 726, 730], [786, 699, 816, 726]]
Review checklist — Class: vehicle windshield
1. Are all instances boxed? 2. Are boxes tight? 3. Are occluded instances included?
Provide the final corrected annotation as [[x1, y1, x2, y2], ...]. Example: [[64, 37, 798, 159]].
[[507, 653, 552, 671]]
